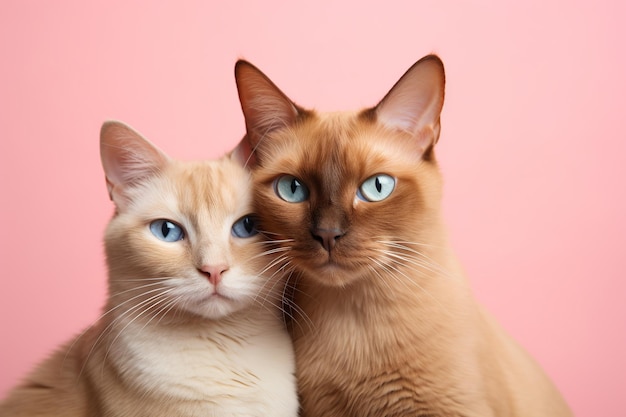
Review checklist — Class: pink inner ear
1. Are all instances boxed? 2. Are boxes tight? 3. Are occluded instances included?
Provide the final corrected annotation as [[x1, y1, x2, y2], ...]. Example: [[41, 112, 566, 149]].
[[245, 90, 298, 136], [100, 121, 169, 206], [235, 61, 299, 146], [231, 135, 257, 169], [375, 56, 445, 144]]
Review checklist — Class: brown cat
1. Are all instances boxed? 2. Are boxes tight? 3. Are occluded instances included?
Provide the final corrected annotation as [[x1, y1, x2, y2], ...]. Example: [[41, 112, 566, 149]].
[[233, 55, 573, 416], [0, 121, 298, 416]]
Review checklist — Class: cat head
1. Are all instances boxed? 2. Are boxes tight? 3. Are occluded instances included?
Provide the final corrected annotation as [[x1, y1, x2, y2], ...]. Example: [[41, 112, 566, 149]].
[[100, 121, 274, 321], [234, 56, 446, 288]]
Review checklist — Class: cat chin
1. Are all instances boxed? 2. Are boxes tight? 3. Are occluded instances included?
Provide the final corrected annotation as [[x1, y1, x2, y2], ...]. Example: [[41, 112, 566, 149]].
[[299, 262, 369, 288], [186, 294, 249, 320], [291, 248, 372, 288]]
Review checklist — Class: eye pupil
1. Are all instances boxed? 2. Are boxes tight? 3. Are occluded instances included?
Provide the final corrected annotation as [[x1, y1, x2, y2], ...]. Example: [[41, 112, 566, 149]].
[[375, 177, 382, 193], [162, 222, 172, 237], [291, 179, 300, 194], [244, 217, 253, 233]]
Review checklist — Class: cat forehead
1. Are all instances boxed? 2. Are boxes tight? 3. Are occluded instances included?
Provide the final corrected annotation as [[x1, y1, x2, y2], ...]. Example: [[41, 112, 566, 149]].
[[261, 111, 419, 176], [127, 157, 252, 216], [173, 159, 251, 209]]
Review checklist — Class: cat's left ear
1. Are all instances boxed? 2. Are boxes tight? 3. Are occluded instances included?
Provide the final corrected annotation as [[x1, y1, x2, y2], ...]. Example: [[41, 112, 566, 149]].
[[100, 121, 169, 210], [231, 60, 302, 168], [374, 55, 445, 158]]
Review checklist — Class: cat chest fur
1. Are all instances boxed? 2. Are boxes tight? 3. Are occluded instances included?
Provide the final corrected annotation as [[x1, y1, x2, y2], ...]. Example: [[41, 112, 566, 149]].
[[99, 314, 296, 415], [292, 286, 486, 417]]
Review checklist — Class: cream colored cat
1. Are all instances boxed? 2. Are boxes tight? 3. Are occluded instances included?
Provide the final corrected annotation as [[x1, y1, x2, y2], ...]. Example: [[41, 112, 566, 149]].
[[233, 56, 573, 416], [0, 121, 298, 417]]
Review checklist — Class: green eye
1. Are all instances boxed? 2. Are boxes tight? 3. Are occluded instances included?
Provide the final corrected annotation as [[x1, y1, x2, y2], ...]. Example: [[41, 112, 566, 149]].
[[357, 174, 395, 202], [274, 175, 309, 203]]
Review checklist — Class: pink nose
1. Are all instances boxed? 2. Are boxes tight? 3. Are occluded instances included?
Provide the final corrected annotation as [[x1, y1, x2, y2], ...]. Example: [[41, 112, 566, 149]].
[[199, 264, 229, 285]]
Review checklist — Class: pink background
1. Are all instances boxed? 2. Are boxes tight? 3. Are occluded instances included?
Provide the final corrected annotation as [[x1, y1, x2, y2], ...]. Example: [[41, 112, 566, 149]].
[[1, 1, 624, 415]]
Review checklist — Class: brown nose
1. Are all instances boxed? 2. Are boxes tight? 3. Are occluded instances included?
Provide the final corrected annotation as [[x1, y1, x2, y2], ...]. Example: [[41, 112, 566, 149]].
[[312, 228, 344, 252]]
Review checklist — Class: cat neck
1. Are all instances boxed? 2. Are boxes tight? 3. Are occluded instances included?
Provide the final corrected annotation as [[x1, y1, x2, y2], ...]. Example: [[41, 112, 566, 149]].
[[80, 296, 292, 414]]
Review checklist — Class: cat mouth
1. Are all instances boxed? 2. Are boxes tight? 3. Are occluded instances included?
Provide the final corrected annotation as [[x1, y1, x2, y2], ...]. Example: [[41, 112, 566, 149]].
[[197, 289, 232, 303], [319, 262, 346, 274], [295, 246, 372, 286], [300, 260, 362, 287], [189, 289, 244, 320], [304, 253, 353, 274], [210, 290, 232, 300], [306, 251, 341, 268]]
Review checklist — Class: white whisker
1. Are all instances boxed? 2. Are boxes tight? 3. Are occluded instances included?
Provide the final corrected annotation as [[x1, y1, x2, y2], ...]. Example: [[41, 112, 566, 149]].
[[64, 280, 175, 375], [378, 240, 455, 280], [77, 286, 175, 381], [100, 288, 177, 376], [370, 248, 449, 313]]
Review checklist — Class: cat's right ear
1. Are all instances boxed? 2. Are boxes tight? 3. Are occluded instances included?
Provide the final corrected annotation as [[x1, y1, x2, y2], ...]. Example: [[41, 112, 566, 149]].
[[100, 121, 169, 210], [373, 55, 445, 159], [232, 60, 300, 168]]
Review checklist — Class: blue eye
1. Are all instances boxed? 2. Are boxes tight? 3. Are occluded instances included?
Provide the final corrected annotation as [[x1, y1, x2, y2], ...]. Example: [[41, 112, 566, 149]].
[[274, 175, 309, 203], [357, 174, 396, 202], [150, 219, 184, 242], [232, 215, 259, 238]]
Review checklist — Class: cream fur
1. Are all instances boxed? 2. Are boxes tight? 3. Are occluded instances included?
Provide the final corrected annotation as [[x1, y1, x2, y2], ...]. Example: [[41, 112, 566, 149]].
[[0, 121, 298, 417]]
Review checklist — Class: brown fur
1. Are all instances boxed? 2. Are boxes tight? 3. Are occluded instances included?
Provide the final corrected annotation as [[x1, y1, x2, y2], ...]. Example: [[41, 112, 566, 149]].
[[234, 56, 573, 416], [0, 121, 298, 417]]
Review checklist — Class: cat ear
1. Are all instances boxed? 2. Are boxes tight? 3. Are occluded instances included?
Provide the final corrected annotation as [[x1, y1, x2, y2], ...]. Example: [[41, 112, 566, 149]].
[[374, 55, 445, 157], [100, 121, 169, 209], [232, 60, 300, 167]]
